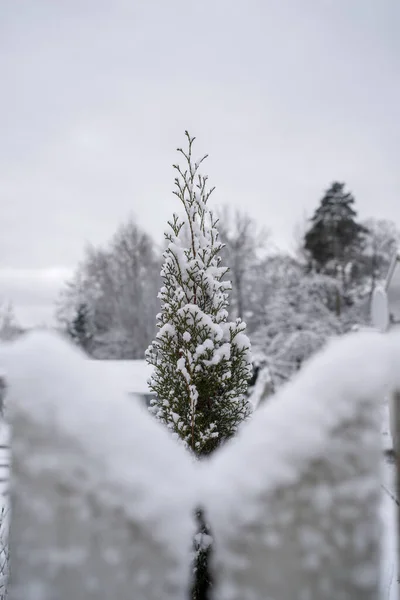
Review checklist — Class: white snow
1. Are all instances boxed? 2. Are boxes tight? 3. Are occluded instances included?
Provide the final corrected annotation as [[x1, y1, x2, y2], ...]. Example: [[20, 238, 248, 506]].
[[205, 330, 397, 495], [380, 392, 398, 600], [148, 189, 253, 453], [1, 332, 196, 600], [202, 330, 400, 600], [1, 329, 400, 599]]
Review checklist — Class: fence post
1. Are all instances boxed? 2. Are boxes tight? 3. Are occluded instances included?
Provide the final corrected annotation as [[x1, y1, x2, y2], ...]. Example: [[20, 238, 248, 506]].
[[395, 391, 400, 588]]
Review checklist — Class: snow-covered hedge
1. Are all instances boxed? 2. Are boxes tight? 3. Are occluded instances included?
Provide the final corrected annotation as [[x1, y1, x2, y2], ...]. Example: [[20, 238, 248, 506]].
[[2, 333, 195, 600], [2, 329, 398, 600]]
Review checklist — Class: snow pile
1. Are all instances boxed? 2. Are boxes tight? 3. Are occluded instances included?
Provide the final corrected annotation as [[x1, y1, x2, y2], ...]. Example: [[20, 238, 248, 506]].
[[202, 331, 400, 600], [3, 329, 400, 599], [2, 332, 197, 600]]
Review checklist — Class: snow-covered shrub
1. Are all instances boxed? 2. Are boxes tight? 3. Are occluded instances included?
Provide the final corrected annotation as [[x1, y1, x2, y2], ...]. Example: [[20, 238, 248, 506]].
[[251, 266, 342, 386], [146, 132, 252, 457]]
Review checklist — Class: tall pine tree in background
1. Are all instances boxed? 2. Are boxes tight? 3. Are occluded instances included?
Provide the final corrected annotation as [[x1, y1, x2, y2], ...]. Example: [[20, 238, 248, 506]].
[[304, 182, 367, 276], [304, 182, 367, 314], [146, 131, 252, 457]]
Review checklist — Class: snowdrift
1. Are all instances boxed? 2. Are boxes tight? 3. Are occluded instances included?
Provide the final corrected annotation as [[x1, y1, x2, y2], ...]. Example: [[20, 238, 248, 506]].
[[1, 330, 399, 599]]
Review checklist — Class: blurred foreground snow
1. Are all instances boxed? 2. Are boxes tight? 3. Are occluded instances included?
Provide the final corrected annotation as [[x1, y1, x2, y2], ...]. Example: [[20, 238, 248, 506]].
[[0, 331, 398, 599], [1, 333, 195, 600], [381, 400, 398, 600]]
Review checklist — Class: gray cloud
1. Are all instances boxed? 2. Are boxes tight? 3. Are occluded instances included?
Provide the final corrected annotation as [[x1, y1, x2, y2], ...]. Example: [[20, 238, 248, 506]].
[[1, 0, 399, 325]]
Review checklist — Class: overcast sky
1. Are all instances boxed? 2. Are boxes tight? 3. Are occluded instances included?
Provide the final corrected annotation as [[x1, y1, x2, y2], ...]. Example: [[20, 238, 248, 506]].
[[1, 0, 400, 326]]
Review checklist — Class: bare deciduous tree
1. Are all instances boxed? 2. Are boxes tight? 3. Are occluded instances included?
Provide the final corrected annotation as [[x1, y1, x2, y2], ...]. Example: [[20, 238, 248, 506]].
[[216, 206, 270, 321], [57, 218, 161, 359], [358, 218, 400, 291]]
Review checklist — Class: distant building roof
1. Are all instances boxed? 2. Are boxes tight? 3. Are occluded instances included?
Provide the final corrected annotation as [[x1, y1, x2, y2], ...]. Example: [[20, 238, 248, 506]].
[[88, 359, 153, 396]]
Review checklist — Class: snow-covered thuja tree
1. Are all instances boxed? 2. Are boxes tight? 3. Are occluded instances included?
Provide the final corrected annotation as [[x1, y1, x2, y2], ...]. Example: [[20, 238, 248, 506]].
[[146, 132, 252, 457]]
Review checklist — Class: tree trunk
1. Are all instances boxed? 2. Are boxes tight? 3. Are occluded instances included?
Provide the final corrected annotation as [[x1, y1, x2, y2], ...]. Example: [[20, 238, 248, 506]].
[[191, 509, 212, 600]]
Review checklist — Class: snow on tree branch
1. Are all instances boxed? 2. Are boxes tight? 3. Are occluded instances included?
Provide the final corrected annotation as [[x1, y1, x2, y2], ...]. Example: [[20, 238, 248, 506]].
[[146, 132, 253, 457]]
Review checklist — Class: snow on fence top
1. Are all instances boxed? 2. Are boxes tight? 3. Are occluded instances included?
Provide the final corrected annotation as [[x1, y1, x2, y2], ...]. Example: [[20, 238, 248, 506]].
[[1, 332, 196, 600], [202, 330, 400, 600], [1, 329, 400, 600]]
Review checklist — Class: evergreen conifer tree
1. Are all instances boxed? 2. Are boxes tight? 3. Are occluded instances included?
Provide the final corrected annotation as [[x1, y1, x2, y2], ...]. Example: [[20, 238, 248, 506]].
[[304, 182, 367, 274], [146, 132, 252, 458], [68, 302, 93, 353]]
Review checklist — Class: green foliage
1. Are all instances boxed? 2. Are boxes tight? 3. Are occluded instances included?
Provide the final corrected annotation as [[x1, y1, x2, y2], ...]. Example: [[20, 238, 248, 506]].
[[146, 132, 252, 457], [305, 182, 367, 271], [67, 302, 93, 352]]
